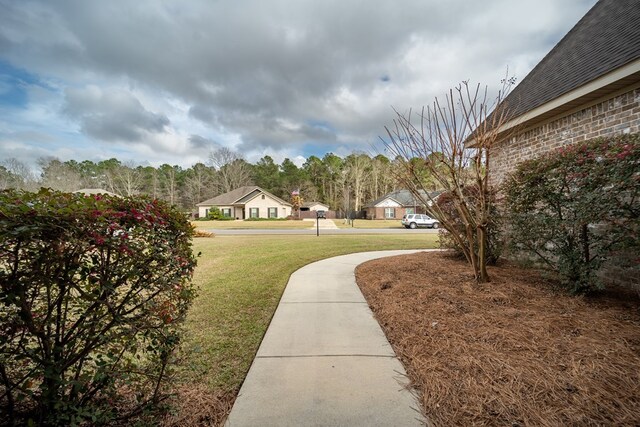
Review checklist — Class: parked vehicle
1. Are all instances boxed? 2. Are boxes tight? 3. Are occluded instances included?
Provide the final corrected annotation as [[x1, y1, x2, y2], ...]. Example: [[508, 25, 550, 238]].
[[316, 210, 326, 219], [401, 214, 439, 229]]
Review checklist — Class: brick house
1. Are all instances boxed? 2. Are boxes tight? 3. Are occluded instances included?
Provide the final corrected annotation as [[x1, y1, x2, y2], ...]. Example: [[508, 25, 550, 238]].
[[486, 0, 639, 289], [363, 189, 442, 220], [489, 0, 640, 186]]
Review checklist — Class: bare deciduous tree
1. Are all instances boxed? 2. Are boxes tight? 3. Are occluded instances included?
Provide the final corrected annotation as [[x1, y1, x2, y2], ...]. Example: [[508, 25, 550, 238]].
[[158, 164, 183, 206], [184, 162, 215, 206], [344, 153, 371, 211], [383, 79, 514, 283], [38, 157, 83, 192], [105, 162, 142, 196], [0, 158, 38, 191], [209, 147, 253, 193]]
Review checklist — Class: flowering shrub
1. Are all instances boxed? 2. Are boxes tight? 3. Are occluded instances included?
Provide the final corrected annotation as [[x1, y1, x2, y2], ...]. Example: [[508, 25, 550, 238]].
[[504, 134, 639, 293], [0, 189, 197, 425]]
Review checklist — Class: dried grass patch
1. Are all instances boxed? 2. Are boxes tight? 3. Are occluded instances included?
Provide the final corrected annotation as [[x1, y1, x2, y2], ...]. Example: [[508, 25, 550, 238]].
[[356, 251, 640, 426]]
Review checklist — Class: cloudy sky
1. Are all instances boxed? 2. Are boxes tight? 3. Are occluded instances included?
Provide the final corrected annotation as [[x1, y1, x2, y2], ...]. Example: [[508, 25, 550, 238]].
[[0, 0, 597, 170]]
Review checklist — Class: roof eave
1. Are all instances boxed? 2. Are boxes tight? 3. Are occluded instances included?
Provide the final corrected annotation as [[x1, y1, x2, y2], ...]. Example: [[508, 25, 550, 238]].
[[237, 187, 293, 207], [492, 59, 640, 141]]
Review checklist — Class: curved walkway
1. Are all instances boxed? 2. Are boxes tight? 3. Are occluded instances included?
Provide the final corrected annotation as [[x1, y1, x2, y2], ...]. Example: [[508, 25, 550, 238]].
[[225, 250, 428, 426]]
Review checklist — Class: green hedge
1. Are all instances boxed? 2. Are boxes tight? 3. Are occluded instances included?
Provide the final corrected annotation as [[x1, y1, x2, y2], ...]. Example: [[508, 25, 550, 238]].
[[504, 134, 639, 293], [0, 189, 197, 425], [206, 207, 234, 220]]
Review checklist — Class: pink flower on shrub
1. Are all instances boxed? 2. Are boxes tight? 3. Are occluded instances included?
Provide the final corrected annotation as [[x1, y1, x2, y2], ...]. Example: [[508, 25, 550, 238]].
[[88, 231, 107, 245]]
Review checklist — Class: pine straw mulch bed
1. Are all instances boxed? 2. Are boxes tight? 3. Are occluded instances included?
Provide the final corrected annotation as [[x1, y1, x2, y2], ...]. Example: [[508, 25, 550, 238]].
[[355, 251, 640, 427], [160, 384, 233, 426]]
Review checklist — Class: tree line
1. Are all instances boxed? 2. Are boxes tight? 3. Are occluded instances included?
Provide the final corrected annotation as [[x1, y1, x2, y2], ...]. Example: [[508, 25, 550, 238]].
[[0, 148, 414, 213]]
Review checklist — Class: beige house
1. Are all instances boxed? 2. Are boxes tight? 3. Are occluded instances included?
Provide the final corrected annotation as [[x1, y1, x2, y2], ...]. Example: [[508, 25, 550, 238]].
[[301, 202, 330, 212], [197, 186, 292, 219], [73, 188, 120, 197], [489, 0, 640, 186]]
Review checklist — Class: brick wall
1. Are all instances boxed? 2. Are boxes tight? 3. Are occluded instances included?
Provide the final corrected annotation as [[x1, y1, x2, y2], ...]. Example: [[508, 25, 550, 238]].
[[491, 87, 640, 186], [364, 206, 427, 219], [492, 86, 640, 291]]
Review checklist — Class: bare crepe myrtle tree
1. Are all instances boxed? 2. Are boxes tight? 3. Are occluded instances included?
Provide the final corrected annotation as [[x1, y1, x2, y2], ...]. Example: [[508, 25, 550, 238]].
[[383, 78, 514, 283]]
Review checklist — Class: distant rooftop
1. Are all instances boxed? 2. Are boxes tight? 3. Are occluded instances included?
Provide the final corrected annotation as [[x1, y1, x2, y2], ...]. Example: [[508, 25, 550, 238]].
[[74, 188, 119, 197], [365, 189, 443, 208]]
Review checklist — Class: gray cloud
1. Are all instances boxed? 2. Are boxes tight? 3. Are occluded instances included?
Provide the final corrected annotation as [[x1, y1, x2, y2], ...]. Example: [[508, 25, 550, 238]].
[[63, 86, 169, 142], [0, 0, 598, 165], [188, 134, 219, 150]]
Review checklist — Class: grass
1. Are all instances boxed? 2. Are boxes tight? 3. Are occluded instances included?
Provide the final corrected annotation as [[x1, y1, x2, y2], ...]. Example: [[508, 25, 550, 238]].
[[192, 220, 312, 229], [331, 219, 404, 229], [177, 234, 438, 398]]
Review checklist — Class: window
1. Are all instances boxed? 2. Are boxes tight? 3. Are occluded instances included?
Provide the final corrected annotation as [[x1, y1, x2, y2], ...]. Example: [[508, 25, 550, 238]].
[[268, 207, 277, 218], [261, 195, 265, 200], [384, 207, 395, 219], [405, 208, 414, 215], [249, 207, 259, 218], [221, 208, 232, 217]]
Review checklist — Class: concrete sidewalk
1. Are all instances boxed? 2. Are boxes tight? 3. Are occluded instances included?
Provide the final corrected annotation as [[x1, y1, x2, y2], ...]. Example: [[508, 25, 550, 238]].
[[225, 250, 427, 427]]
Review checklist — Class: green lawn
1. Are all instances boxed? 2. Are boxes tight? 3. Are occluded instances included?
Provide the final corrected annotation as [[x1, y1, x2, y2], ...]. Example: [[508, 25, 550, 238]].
[[331, 219, 405, 229], [192, 219, 312, 229], [178, 234, 438, 396]]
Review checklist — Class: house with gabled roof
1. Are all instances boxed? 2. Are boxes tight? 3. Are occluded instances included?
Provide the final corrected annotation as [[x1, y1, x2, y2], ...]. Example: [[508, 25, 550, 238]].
[[488, 0, 640, 185], [301, 201, 330, 212], [196, 186, 292, 219], [479, 0, 640, 289], [363, 189, 442, 220], [73, 188, 120, 197]]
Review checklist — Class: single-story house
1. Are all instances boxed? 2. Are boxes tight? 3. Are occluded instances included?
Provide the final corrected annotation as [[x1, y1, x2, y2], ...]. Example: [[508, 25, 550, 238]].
[[299, 201, 336, 219], [487, 0, 640, 186], [74, 188, 120, 197], [196, 186, 292, 219], [300, 201, 330, 212], [363, 189, 442, 220]]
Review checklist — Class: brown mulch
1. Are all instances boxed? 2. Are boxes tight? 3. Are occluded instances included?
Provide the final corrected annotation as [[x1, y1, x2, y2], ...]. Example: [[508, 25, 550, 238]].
[[355, 251, 640, 427], [160, 384, 234, 426], [193, 230, 215, 238]]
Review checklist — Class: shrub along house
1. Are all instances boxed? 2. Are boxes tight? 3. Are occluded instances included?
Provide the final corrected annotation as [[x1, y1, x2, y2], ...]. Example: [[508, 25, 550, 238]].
[[487, 0, 640, 186], [480, 0, 640, 289], [363, 189, 442, 220], [196, 186, 292, 219]]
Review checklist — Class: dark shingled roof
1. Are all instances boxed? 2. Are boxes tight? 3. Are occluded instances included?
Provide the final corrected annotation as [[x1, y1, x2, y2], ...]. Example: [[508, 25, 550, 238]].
[[503, 0, 640, 120]]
